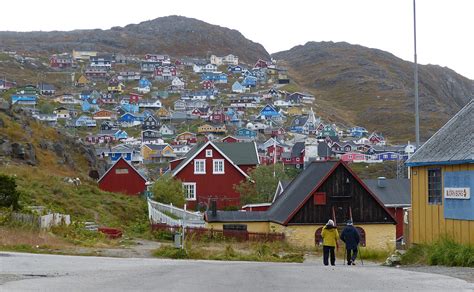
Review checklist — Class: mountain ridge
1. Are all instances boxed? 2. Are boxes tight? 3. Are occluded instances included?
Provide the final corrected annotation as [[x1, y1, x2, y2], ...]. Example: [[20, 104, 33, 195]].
[[272, 41, 474, 141]]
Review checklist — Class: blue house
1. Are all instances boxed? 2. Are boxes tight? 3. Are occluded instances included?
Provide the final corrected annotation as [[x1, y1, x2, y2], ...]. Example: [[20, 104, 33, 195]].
[[11, 94, 37, 106], [228, 65, 243, 74], [350, 126, 368, 138], [110, 152, 132, 162], [119, 113, 139, 124], [242, 76, 257, 87], [259, 104, 280, 120], [75, 115, 97, 127], [81, 98, 100, 112], [139, 77, 152, 89], [120, 99, 140, 114], [201, 72, 227, 84], [114, 130, 128, 140], [232, 81, 245, 93], [376, 152, 400, 161], [79, 90, 92, 100], [236, 128, 257, 138]]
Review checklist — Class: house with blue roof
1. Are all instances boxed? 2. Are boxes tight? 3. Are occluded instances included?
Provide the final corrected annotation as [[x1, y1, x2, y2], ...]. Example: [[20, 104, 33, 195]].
[[138, 77, 152, 94], [236, 128, 257, 139], [75, 115, 97, 127], [11, 94, 37, 106], [242, 76, 257, 87], [114, 130, 128, 140], [258, 104, 281, 120], [232, 81, 245, 93], [81, 98, 100, 112], [119, 113, 143, 124], [201, 72, 227, 84], [350, 126, 368, 138]]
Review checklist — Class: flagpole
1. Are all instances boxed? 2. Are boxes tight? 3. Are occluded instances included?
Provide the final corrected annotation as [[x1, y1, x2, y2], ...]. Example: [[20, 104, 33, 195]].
[[413, 0, 420, 148]]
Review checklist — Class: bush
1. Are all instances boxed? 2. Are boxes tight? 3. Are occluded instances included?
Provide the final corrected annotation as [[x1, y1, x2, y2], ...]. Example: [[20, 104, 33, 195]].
[[151, 174, 185, 207], [0, 175, 21, 210], [153, 246, 188, 259], [402, 239, 474, 267]]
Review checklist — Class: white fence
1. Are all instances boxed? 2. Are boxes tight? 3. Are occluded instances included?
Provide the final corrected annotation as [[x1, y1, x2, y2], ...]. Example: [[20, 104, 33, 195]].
[[147, 199, 205, 228], [11, 212, 71, 229]]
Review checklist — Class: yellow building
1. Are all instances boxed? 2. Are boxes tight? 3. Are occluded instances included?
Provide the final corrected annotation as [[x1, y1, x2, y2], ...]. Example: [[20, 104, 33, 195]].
[[141, 144, 176, 162], [198, 124, 227, 134], [406, 100, 474, 245], [205, 160, 397, 250], [156, 107, 170, 118]]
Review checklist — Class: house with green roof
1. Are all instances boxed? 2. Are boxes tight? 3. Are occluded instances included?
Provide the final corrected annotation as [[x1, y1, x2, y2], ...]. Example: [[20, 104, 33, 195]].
[[168, 141, 260, 209]]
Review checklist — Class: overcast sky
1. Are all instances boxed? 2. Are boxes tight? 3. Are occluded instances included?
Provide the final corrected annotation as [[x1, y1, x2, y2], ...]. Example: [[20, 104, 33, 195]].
[[1, 0, 473, 79]]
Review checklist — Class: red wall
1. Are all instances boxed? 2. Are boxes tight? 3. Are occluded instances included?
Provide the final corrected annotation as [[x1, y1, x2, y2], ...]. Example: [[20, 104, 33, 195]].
[[99, 159, 146, 196], [175, 144, 250, 209], [387, 207, 404, 240]]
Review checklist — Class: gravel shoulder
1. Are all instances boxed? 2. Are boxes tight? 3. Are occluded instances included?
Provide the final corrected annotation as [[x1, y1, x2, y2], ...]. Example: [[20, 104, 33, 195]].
[[401, 265, 474, 283]]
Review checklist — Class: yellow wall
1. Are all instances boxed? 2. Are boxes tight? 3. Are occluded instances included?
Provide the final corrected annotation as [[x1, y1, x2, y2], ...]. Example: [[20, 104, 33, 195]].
[[206, 221, 395, 250], [410, 164, 474, 245], [141, 146, 155, 161]]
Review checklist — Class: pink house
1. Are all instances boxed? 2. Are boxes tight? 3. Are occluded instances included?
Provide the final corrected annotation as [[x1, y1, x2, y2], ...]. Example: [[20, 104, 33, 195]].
[[341, 152, 367, 163]]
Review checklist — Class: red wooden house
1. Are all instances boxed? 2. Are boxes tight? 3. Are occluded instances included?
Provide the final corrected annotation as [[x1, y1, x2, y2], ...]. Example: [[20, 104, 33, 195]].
[[208, 108, 229, 124], [202, 80, 215, 90], [170, 141, 259, 209], [254, 59, 269, 69], [98, 157, 147, 195], [281, 142, 305, 168], [221, 136, 239, 143], [50, 54, 73, 68], [129, 93, 143, 104]]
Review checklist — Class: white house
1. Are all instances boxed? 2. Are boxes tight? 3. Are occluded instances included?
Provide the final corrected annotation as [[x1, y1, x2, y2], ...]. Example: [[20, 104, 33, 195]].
[[138, 99, 162, 109], [210, 54, 239, 66]]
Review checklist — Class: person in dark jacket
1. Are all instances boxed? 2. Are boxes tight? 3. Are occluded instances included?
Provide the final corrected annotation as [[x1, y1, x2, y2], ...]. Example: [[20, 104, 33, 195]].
[[340, 219, 360, 265]]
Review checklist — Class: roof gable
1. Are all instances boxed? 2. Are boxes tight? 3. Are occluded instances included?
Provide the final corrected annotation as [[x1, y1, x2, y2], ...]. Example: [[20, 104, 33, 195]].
[[267, 161, 396, 225], [406, 100, 474, 166], [98, 157, 147, 183], [171, 141, 253, 178]]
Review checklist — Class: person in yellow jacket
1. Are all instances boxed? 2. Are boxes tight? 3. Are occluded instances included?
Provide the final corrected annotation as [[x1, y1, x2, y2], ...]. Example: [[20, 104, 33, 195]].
[[321, 219, 339, 266]]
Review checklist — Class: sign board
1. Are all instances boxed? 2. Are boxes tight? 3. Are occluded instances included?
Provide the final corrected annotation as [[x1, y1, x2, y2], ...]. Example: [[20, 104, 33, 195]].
[[444, 187, 470, 200]]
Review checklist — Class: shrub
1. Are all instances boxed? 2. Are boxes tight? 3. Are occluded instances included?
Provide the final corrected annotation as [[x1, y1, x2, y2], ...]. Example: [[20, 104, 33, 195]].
[[153, 246, 188, 259], [402, 239, 474, 267], [151, 174, 185, 207], [0, 175, 21, 210]]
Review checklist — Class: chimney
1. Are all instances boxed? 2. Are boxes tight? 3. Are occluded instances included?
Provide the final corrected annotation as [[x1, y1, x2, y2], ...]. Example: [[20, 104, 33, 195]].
[[210, 199, 217, 217], [377, 177, 387, 188]]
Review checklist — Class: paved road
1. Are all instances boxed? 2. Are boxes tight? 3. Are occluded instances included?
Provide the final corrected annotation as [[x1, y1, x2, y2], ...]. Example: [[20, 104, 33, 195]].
[[1, 252, 473, 291]]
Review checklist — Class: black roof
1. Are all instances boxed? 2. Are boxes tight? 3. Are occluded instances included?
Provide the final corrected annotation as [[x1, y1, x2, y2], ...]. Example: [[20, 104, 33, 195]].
[[406, 99, 474, 166], [291, 142, 305, 158], [363, 178, 411, 207], [267, 161, 339, 224]]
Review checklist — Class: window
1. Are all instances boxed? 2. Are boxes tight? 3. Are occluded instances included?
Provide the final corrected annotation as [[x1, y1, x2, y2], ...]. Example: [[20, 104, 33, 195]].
[[115, 168, 129, 174], [206, 149, 213, 157], [194, 159, 206, 174], [213, 159, 225, 174], [428, 168, 442, 204], [183, 183, 196, 200]]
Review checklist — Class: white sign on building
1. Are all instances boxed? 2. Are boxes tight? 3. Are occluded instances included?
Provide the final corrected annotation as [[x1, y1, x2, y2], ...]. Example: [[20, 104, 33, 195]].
[[444, 187, 470, 200]]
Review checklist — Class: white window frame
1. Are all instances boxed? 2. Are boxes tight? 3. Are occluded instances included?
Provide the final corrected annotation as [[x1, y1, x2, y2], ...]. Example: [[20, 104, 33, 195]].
[[194, 159, 206, 174], [206, 149, 213, 157], [213, 159, 225, 174], [183, 182, 196, 201]]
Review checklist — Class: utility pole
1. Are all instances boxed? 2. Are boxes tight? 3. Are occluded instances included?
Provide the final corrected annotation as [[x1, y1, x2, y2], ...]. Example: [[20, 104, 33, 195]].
[[413, 0, 420, 148]]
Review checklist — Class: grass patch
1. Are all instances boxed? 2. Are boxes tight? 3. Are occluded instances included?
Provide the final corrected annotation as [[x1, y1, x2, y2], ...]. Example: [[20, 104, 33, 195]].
[[402, 239, 474, 267], [153, 239, 306, 263]]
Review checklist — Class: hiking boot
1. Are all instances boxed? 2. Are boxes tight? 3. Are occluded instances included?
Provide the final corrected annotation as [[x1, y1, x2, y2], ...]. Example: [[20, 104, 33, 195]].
[[352, 262, 356, 265]]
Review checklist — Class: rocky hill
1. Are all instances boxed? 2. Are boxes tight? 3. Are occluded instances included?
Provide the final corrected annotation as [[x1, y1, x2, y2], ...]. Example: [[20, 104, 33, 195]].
[[0, 16, 269, 64], [273, 41, 474, 141]]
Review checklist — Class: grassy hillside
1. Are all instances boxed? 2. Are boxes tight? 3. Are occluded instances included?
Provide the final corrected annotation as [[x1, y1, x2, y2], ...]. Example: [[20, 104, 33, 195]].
[[0, 111, 147, 229]]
